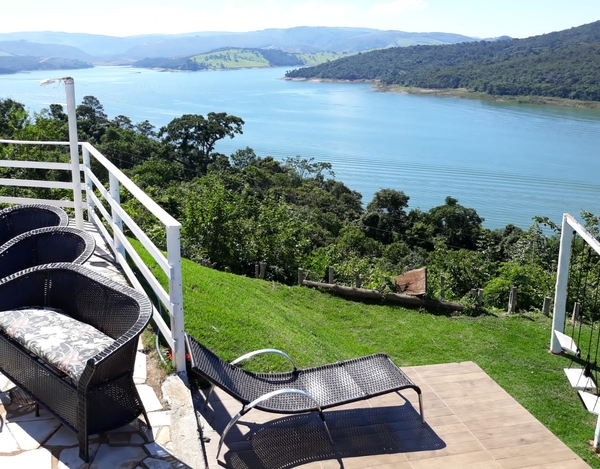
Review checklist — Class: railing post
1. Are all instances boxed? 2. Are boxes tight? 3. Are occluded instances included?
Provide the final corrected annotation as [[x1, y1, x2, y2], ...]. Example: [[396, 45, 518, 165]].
[[109, 173, 125, 260], [64, 78, 84, 229], [551, 213, 574, 353], [167, 224, 186, 373], [81, 145, 94, 222]]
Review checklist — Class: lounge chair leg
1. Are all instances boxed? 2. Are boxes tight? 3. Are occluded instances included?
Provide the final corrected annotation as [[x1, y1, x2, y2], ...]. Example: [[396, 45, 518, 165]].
[[318, 410, 334, 445], [418, 391, 425, 423], [217, 408, 247, 459], [204, 384, 215, 411]]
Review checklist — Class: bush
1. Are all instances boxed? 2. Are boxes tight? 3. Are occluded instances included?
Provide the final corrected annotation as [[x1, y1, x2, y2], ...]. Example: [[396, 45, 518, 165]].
[[483, 262, 554, 311]]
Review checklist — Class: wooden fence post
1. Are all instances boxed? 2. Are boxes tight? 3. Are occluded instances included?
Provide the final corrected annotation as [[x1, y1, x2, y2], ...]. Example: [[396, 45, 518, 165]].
[[298, 268, 305, 285], [328, 266, 335, 284], [355, 270, 361, 288], [508, 285, 518, 313], [542, 297, 551, 316], [255, 263, 259, 278], [259, 261, 267, 279], [572, 302, 580, 323], [440, 275, 446, 301], [477, 288, 483, 307]]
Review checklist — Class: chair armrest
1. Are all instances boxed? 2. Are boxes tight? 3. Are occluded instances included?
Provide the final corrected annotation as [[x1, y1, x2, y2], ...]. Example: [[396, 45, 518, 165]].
[[217, 388, 328, 458], [231, 348, 297, 370]]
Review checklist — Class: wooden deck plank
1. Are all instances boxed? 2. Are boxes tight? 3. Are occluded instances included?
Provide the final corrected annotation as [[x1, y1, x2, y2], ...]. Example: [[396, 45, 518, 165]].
[[198, 362, 591, 469]]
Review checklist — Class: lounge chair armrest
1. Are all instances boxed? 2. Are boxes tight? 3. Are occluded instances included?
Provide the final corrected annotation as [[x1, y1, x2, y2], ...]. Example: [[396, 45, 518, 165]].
[[231, 348, 297, 370], [245, 388, 319, 411], [217, 388, 328, 458]]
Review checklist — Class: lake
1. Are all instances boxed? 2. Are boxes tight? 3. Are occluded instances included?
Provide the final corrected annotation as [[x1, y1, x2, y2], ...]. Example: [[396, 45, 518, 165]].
[[2, 66, 600, 230]]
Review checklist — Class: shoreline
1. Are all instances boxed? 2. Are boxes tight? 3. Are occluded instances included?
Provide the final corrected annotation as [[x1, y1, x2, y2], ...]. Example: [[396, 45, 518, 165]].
[[283, 77, 600, 109]]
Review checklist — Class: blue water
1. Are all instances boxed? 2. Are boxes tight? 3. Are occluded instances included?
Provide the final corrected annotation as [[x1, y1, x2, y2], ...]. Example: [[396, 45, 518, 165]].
[[2, 66, 600, 230]]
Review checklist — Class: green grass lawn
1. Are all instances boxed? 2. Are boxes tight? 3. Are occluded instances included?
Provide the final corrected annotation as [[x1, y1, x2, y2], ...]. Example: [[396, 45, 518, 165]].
[[139, 248, 600, 467]]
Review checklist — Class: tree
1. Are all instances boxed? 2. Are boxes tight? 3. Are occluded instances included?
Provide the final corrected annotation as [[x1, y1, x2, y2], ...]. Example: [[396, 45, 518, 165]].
[[427, 196, 484, 250], [0, 99, 28, 138], [159, 112, 244, 179], [361, 189, 410, 244], [76, 95, 109, 143], [230, 146, 258, 169]]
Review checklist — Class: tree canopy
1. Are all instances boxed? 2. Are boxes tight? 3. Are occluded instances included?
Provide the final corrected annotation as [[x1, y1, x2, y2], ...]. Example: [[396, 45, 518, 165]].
[[1, 95, 591, 313]]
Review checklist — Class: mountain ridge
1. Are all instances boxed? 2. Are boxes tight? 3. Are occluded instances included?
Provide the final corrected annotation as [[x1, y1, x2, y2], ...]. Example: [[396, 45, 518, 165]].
[[0, 27, 480, 61]]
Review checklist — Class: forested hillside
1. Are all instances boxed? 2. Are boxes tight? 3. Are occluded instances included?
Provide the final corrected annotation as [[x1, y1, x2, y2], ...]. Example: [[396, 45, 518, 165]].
[[285, 21, 600, 101]]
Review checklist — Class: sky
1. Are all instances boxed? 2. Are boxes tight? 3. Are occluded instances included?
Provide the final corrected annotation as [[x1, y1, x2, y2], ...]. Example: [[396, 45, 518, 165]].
[[4, 0, 600, 39]]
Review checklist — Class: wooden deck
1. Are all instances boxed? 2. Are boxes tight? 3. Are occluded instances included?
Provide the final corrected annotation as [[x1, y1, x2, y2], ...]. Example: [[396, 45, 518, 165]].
[[199, 361, 592, 469]]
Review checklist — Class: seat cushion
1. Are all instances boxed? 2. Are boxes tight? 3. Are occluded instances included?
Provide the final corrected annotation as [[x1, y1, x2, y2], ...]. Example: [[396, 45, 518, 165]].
[[0, 307, 114, 383]]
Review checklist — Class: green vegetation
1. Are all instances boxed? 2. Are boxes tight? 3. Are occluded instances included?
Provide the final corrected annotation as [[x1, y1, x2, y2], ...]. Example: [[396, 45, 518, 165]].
[[2, 95, 598, 314], [3, 92, 600, 466], [286, 20, 600, 102], [134, 48, 353, 71], [191, 49, 272, 69], [296, 51, 355, 66]]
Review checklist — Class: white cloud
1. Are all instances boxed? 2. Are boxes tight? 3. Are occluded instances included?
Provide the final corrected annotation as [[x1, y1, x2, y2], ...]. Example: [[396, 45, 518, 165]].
[[370, 0, 428, 16]]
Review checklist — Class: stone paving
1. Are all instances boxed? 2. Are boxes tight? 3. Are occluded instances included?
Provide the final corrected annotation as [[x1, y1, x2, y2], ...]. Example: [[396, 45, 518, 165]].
[[0, 221, 206, 469]]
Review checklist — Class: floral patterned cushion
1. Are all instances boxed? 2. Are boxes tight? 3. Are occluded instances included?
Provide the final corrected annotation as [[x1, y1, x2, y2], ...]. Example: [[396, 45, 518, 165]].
[[0, 307, 114, 384]]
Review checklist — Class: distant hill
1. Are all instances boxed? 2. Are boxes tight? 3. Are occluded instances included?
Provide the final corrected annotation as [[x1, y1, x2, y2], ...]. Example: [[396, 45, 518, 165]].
[[0, 56, 92, 74], [0, 27, 479, 62], [132, 48, 350, 71], [0, 40, 95, 61], [285, 21, 600, 102]]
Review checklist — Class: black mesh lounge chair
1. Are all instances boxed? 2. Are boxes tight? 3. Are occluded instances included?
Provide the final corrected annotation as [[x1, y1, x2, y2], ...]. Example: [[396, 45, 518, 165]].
[[0, 263, 153, 461], [185, 333, 425, 458], [0, 226, 95, 278], [0, 203, 69, 246]]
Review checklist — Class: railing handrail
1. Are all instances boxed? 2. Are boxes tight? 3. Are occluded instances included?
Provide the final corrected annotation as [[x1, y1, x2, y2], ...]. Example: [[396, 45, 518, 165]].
[[0, 139, 71, 146], [81, 143, 180, 229], [0, 139, 180, 228]]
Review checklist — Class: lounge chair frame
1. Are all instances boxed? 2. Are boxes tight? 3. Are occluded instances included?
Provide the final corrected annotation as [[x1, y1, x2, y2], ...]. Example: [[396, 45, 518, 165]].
[[185, 334, 424, 458]]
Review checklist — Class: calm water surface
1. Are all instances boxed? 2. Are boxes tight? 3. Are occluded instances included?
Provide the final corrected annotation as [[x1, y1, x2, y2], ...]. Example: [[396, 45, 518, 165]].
[[2, 66, 600, 230]]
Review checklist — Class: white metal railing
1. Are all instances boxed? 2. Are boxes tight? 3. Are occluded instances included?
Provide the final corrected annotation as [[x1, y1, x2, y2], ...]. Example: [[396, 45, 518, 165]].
[[0, 138, 186, 372], [550, 212, 600, 448], [551, 213, 600, 353]]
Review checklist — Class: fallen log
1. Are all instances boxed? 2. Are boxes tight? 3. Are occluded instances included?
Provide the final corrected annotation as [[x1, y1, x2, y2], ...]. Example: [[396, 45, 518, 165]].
[[302, 281, 382, 300], [301, 280, 464, 311]]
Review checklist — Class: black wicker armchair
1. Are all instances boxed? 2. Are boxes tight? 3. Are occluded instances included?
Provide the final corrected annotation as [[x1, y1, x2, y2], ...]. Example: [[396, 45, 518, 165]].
[[0, 263, 153, 461], [0, 203, 69, 246], [185, 333, 425, 458], [0, 226, 95, 279]]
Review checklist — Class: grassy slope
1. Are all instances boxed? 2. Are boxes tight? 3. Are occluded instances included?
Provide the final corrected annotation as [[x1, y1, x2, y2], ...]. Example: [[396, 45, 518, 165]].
[[137, 245, 600, 467], [189, 49, 350, 70], [190, 49, 270, 69], [298, 52, 355, 66]]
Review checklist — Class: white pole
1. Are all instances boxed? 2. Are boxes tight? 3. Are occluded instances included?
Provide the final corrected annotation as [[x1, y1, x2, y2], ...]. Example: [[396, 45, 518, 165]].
[[63, 78, 84, 228], [167, 224, 186, 373], [550, 213, 574, 353]]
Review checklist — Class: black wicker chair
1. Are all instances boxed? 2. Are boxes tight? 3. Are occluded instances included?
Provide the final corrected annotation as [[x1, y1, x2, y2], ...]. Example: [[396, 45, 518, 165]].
[[0, 263, 153, 461], [0, 226, 95, 279], [185, 333, 425, 458], [0, 203, 69, 246]]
